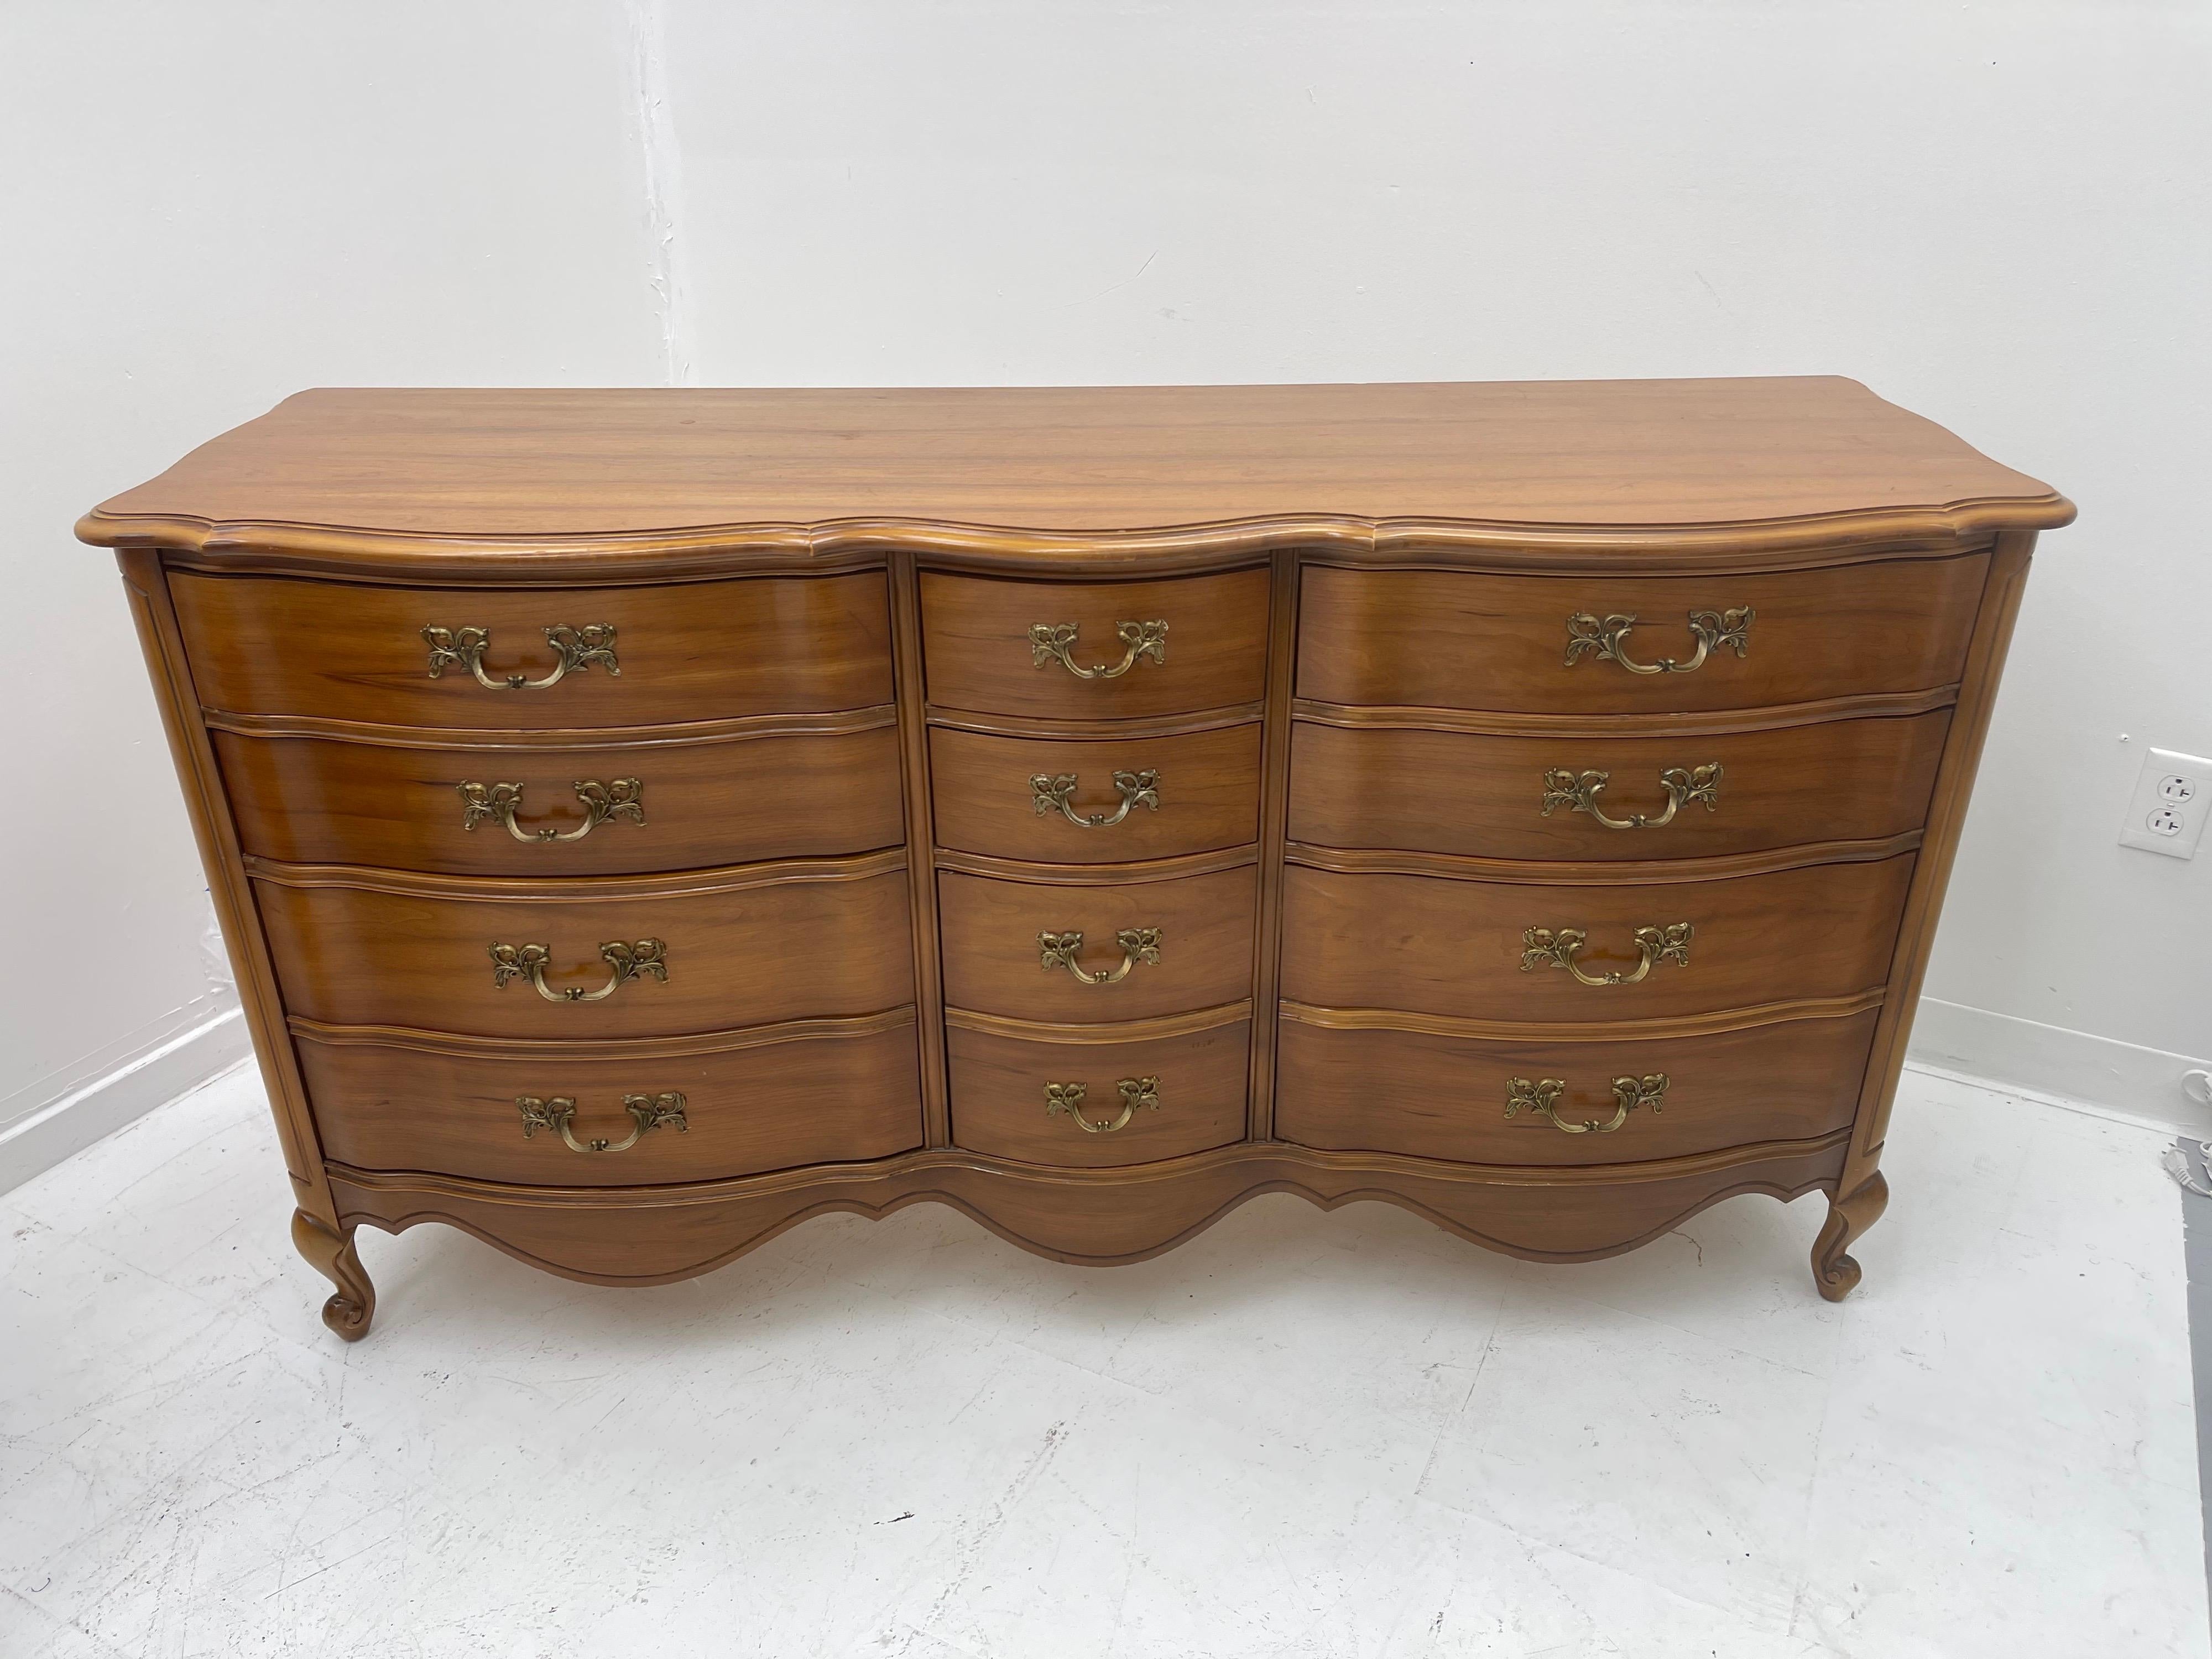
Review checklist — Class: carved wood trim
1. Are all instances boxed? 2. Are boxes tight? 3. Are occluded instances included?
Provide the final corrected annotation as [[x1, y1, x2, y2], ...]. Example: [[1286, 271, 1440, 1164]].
[[924, 701, 1267, 740], [1284, 836, 1923, 886], [1291, 686, 1960, 738], [929, 844, 1259, 884], [200, 705, 899, 748], [888, 551, 952, 1146], [241, 847, 906, 898], [942, 1001, 1252, 1044], [1279, 989, 1888, 1043], [289, 1005, 918, 1058]]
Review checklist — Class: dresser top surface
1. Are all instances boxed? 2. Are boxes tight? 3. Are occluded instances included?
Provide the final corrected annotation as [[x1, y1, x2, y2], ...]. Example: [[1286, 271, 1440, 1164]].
[[81, 377, 2069, 555]]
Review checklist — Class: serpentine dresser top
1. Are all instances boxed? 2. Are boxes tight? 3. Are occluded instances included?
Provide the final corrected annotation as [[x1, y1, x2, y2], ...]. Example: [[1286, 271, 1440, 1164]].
[[81, 379, 2073, 1339]]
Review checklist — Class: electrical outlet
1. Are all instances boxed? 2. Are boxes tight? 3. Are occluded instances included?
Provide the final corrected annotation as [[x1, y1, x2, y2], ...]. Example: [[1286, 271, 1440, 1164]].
[[2119, 747, 2211, 859]]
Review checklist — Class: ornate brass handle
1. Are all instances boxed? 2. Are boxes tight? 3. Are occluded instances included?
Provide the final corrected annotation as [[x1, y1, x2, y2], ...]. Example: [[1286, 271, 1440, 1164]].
[[1563, 608, 1752, 675], [1505, 1073, 1670, 1134], [458, 779, 645, 843], [1541, 764, 1721, 830], [488, 938, 667, 1002], [1038, 927, 1162, 987], [1044, 1076, 1162, 1133], [517, 1091, 687, 1154], [422, 623, 619, 689], [1029, 620, 1168, 680], [1521, 923, 1693, 987], [1031, 769, 1160, 828]]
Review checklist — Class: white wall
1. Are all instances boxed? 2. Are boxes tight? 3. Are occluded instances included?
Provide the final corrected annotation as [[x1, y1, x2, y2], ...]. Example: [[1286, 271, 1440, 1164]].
[[4, 2, 2206, 1178]]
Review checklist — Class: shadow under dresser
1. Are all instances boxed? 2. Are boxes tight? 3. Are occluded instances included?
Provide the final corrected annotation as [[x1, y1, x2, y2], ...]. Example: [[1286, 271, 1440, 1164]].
[[79, 378, 2073, 1338]]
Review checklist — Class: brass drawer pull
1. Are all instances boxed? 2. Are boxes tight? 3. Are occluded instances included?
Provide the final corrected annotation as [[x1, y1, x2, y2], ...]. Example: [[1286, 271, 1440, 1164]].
[[458, 778, 645, 843], [1563, 608, 1752, 675], [422, 623, 619, 689], [1031, 768, 1160, 828], [517, 1091, 687, 1154], [1044, 1076, 1162, 1134], [1541, 763, 1721, 830], [1029, 619, 1168, 680], [1521, 922, 1693, 987], [1038, 927, 1162, 987], [488, 938, 667, 1002], [1506, 1073, 1669, 1135]]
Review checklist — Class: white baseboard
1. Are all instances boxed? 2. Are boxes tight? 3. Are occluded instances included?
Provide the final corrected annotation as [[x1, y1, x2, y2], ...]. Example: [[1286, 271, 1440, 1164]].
[[0, 1008, 254, 1198], [1906, 995, 2212, 1134]]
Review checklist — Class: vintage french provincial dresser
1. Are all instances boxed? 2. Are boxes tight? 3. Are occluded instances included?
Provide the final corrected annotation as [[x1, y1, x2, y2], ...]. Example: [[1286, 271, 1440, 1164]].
[[81, 379, 2072, 1339]]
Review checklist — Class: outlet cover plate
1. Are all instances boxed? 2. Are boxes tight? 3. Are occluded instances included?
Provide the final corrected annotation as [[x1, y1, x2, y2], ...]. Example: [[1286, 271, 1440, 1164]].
[[2120, 747, 2211, 859]]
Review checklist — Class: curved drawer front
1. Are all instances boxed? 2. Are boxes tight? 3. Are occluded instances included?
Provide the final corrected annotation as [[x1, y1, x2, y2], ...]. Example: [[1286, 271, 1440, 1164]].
[[299, 1015, 924, 1186], [215, 720, 904, 875], [1290, 710, 1950, 861], [173, 571, 893, 727], [930, 723, 1262, 864], [1275, 1009, 1878, 1166], [938, 863, 1257, 1023], [947, 1014, 1249, 1167], [1281, 855, 1914, 1021], [922, 567, 1270, 718], [254, 863, 914, 1039], [1296, 555, 1986, 713]]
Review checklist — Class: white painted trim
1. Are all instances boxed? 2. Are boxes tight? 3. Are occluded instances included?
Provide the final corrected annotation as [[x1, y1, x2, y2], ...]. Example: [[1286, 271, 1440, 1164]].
[[0, 1009, 253, 1198], [1907, 995, 2212, 1134]]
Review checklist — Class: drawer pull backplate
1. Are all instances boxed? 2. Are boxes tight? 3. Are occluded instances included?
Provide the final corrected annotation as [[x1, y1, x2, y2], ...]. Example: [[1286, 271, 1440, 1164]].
[[1541, 763, 1723, 830], [489, 938, 667, 1003], [1031, 769, 1160, 828], [517, 1091, 687, 1154], [458, 778, 645, 843], [1045, 1077, 1163, 1134], [1506, 1073, 1670, 1135], [422, 623, 620, 689], [1563, 608, 1752, 675], [1521, 922, 1694, 987], [1039, 927, 1162, 987], [1029, 619, 1168, 680]]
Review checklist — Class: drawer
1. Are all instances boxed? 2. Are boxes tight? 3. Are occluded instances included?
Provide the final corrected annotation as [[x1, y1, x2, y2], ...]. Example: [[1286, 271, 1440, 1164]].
[[1276, 1009, 1877, 1166], [922, 567, 1270, 718], [930, 723, 1262, 864], [948, 1013, 1249, 1167], [1290, 710, 1950, 861], [938, 863, 1257, 1022], [254, 861, 914, 1039], [298, 1015, 924, 1186], [215, 719, 904, 875], [1280, 854, 1913, 1021], [171, 571, 893, 727], [1296, 555, 1987, 713]]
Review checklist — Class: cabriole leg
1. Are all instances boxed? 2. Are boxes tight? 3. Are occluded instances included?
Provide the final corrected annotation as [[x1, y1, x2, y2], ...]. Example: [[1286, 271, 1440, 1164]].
[[1811, 1171, 1888, 1302], [291, 1208, 376, 1340]]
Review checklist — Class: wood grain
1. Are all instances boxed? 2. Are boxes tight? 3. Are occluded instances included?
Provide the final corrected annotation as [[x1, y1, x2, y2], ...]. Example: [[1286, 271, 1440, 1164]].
[[1280, 855, 1915, 1021], [1275, 1009, 1877, 1167], [213, 719, 902, 874], [928, 722, 1262, 864], [296, 1013, 922, 1186], [1289, 709, 1951, 862], [1296, 555, 1988, 713], [938, 863, 1258, 1023], [171, 570, 894, 727], [921, 566, 1270, 718]]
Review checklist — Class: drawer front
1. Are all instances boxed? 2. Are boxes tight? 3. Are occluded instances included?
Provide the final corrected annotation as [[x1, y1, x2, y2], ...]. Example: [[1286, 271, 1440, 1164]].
[[1290, 710, 1950, 861], [255, 865, 914, 1039], [299, 1018, 924, 1186], [1281, 855, 1913, 1020], [922, 567, 1271, 718], [938, 864, 1257, 1023], [930, 724, 1262, 864], [948, 1016, 1249, 1167], [1276, 1010, 1877, 1166], [1296, 555, 1986, 713], [216, 722, 904, 875], [172, 571, 894, 727]]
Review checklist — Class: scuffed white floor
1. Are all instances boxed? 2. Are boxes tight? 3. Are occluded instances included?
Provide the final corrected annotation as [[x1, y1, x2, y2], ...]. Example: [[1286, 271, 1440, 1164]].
[[1, 1064, 2203, 1658]]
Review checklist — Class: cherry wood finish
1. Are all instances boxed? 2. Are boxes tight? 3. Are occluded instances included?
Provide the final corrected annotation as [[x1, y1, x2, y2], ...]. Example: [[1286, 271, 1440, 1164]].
[[1276, 1009, 1879, 1167], [945, 1010, 1251, 1168], [927, 723, 1262, 864], [173, 570, 894, 727], [1297, 556, 1987, 713], [211, 716, 902, 875], [921, 567, 1271, 718], [1289, 708, 1952, 862], [294, 1012, 923, 1186], [252, 858, 914, 1038], [84, 380, 2070, 1336], [938, 864, 1258, 1022]]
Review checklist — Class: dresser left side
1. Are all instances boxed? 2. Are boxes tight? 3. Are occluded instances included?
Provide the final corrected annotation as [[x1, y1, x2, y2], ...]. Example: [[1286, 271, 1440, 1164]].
[[114, 547, 924, 1339]]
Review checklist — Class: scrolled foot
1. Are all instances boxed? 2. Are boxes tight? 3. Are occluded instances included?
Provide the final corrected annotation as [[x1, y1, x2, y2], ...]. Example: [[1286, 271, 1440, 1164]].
[[291, 1209, 376, 1340], [1811, 1171, 1888, 1302]]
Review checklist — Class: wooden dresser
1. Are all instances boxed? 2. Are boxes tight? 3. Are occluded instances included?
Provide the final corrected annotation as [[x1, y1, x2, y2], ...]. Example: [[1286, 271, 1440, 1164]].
[[81, 379, 2072, 1339]]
